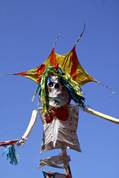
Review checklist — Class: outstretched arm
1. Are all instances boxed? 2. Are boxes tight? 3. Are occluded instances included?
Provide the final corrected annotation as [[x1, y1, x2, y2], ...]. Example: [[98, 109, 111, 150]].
[[83, 107, 119, 124], [18, 109, 38, 145]]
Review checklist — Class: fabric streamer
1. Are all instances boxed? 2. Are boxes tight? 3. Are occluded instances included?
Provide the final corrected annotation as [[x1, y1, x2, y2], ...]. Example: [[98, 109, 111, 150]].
[[2, 145, 19, 165]]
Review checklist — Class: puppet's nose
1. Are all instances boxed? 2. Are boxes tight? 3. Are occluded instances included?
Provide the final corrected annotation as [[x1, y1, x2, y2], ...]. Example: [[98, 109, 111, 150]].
[[55, 83, 60, 89]]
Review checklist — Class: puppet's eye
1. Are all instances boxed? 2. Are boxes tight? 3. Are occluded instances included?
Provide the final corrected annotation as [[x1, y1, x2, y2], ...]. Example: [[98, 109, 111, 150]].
[[47, 77, 54, 87], [48, 81, 54, 87]]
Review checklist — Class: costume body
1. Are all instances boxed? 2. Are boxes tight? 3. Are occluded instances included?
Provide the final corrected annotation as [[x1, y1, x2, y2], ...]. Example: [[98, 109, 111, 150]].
[[39, 104, 80, 152]]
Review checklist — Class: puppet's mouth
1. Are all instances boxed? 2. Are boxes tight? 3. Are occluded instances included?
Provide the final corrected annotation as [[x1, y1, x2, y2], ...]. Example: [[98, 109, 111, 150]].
[[49, 92, 70, 106], [49, 96, 63, 103]]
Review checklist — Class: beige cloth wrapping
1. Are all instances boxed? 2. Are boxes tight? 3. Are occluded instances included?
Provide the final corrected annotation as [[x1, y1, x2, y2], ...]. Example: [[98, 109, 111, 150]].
[[39, 105, 81, 152], [40, 154, 70, 168]]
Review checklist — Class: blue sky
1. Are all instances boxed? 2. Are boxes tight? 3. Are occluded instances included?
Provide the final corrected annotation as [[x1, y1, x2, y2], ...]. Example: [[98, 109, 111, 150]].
[[0, 0, 119, 178]]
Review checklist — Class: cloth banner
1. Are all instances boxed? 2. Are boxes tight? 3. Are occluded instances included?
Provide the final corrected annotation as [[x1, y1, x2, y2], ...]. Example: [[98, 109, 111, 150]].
[[40, 154, 70, 168]]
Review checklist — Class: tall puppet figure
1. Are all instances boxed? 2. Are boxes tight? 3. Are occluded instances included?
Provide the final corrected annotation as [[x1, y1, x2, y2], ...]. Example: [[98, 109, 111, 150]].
[[0, 43, 119, 178]]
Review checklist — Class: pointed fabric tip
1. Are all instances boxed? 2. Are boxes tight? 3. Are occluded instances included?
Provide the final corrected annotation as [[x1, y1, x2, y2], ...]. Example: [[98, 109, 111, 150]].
[[2, 145, 19, 165], [12, 64, 46, 84]]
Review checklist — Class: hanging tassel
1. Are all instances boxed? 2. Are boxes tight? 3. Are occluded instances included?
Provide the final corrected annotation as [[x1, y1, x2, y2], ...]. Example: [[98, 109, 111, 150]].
[[2, 145, 19, 165]]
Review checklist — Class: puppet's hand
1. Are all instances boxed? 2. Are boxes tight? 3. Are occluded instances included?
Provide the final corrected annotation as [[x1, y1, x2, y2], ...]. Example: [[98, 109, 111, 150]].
[[17, 137, 27, 146]]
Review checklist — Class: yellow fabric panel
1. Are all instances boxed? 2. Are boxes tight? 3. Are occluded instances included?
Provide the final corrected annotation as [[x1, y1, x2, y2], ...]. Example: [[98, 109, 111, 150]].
[[15, 47, 96, 86], [54, 48, 95, 86]]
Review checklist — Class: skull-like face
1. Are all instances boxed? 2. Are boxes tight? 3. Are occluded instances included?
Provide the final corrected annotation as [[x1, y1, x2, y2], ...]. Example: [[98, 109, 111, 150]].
[[47, 75, 70, 107]]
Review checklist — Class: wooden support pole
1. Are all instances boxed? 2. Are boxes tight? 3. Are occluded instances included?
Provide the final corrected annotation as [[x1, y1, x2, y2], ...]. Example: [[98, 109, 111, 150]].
[[61, 148, 72, 178]]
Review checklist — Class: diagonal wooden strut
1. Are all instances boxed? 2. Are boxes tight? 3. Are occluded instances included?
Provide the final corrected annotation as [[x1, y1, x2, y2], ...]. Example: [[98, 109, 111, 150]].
[[84, 107, 119, 124]]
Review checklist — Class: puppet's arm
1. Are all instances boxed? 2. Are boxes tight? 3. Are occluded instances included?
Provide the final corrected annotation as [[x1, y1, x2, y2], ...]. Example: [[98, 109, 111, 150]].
[[18, 110, 38, 145], [83, 107, 119, 124]]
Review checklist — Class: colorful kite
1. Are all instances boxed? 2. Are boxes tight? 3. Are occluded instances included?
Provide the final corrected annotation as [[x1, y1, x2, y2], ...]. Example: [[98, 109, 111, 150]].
[[0, 34, 119, 177]]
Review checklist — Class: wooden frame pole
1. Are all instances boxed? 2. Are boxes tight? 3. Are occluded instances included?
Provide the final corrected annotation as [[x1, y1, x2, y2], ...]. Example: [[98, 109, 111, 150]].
[[61, 148, 72, 178]]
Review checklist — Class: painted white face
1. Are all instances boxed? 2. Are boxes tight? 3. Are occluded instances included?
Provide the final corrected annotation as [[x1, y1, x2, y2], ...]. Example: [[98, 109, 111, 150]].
[[47, 76, 70, 107]]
